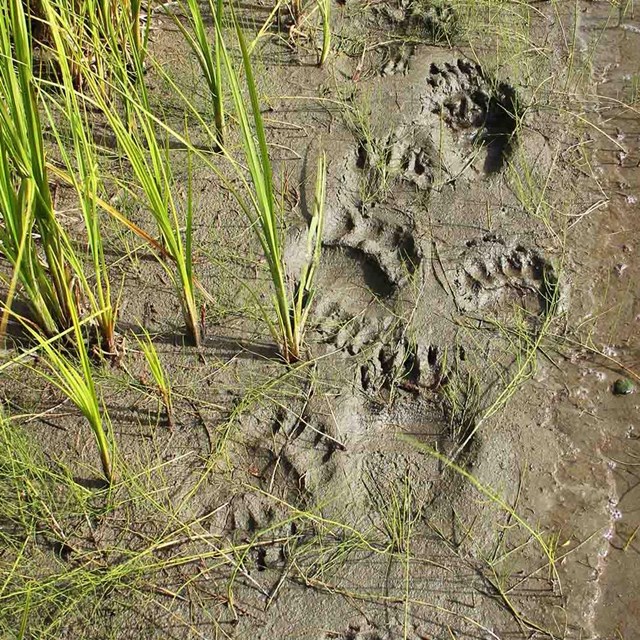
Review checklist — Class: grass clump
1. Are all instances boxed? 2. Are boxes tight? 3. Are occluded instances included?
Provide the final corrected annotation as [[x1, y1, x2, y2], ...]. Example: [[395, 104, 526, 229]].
[[366, 471, 421, 554], [87, 57, 203, 347], [42, 5, 122, 355], [405, 0, 459, 44], [0, 0, 78, 338], [26, 0, 148, 88], [22, 311, 114, 484], [175, 0, 225, 144], [221, 17, 327, 362], [340, 92, 398, 204], [0, 0, 122, 354]]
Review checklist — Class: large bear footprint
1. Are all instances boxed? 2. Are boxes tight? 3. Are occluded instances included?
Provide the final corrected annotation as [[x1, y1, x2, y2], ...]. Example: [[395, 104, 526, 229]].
[[425, 58, 519, 173], [450, 235, 557, 315], [345, 55, 521, 199], [324, 204, 421, 289]]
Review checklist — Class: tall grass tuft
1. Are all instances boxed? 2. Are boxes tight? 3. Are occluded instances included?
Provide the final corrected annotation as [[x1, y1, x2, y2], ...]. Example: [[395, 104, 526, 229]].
[[175, 0, 225, 144], [0, 0, 77, 337], [220, 16, 327, 362], [42, 3, 120, 355], [84, 51, 202, 347], [26, 0, 149, 89]]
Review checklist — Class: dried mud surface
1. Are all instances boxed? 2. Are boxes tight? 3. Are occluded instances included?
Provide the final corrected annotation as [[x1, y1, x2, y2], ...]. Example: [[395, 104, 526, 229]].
[[2, 2, 639, 639]]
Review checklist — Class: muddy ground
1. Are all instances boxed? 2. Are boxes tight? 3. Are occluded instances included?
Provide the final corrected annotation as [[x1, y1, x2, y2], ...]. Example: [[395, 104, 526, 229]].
[[1, 1, 639, 639]]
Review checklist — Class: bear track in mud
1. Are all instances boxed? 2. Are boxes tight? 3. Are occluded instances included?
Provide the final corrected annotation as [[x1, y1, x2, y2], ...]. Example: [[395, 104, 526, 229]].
[[450, 235, 557, 315], [342, 55, 523, 200], [386, 126, 439, 190], [323, 207, 421, 289], [381, 44, 414, 77], [424, 58, 520, 173], [223, 401, 342, 573], [374, 0, 458, 46]]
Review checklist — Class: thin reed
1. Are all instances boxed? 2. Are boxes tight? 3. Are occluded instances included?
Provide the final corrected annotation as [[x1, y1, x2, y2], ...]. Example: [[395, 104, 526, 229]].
[[136, 327, 174, 428]]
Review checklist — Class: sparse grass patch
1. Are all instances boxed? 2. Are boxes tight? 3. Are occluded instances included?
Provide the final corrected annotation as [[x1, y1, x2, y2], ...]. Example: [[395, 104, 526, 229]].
[[507, 144, 559, 237], [440, 349, 482, 447], [366, 470, 421, 554], [403, 0, 460, 44], [452, 287, 562, 459], [340, 91, 399, 204]]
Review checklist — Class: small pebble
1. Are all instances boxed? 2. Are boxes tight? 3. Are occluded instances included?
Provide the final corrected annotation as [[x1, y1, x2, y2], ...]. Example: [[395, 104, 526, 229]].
[[613, 378, 635, 395]]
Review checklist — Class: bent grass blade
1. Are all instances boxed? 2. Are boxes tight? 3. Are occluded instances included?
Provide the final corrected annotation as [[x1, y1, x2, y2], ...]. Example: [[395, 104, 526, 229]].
[[15, 308, 114, 484], [135, 326, 174, 428]]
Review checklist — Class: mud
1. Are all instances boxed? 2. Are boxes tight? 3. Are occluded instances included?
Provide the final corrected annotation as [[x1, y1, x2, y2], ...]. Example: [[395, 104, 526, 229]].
[[2, 1, 639, 639]]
